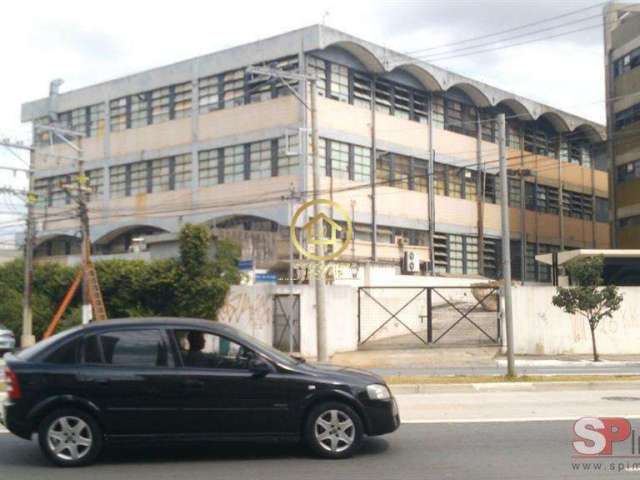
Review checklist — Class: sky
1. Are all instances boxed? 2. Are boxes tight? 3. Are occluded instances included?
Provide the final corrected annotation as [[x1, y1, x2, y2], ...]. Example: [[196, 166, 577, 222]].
[[0, 0, 609, 245]]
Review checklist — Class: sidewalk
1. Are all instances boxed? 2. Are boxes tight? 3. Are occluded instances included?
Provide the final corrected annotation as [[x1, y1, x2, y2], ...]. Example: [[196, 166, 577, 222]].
[[331, 348, 640, 377]]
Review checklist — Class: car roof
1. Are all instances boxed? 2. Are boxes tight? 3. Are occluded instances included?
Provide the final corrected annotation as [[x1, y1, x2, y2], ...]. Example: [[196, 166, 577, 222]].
[[78, 317, 237, 334]]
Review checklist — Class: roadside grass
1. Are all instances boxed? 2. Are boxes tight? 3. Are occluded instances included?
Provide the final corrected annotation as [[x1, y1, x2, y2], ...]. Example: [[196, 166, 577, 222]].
[[383, 374, 640, 385]]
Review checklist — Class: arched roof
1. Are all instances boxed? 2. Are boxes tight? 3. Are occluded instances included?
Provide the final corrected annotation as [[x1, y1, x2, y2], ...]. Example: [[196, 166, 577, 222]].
[[34, 233, 80, 248], [94, 224, 169, 245], [496, 98, 534, 122], [392, 63, 442, 91], [326, 41, 386, 73], [572, 123, 605, 143], [447, 82, 492, 108], [539, 111, 571, 133]]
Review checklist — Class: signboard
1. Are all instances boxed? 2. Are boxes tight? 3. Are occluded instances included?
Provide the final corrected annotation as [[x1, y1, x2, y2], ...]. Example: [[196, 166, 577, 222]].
[[238, 259, 254, 270], [255, 273, 277, 284]]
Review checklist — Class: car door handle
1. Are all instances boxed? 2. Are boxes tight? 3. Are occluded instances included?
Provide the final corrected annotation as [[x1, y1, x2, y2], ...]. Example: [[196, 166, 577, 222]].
[[78, 375, 110, 385]]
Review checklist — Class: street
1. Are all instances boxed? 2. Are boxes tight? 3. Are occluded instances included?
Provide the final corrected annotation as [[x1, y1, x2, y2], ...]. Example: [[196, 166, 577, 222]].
[[0, 421, 634, 479]]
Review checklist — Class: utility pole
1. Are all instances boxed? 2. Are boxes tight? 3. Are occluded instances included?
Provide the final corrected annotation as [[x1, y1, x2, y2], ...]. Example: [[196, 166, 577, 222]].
[[427, 94, 436, 275], [246, 65, 328, 362], [370, 79, 377, 262], [0, 140, 36, 347], [497, 113, 516, 377], [76, 137, 92, 324], [282, 184, 302, 353]]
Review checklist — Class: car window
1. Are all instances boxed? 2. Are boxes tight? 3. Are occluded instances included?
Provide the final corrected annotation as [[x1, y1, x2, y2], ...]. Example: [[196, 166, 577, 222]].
[[82, 335, 103, 364], [44, 337, 81, 365], [98, 330, 174, 367], [174, 329, 255, 370]]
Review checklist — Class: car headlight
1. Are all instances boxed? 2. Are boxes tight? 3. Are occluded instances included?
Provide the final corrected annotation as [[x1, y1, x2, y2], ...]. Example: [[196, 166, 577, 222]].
[[366, 384, 391, 400]]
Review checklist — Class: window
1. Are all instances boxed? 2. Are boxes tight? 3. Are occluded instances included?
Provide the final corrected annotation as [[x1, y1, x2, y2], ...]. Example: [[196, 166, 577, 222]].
[[50, 176, 70, 207], [463, 170, 477, 201], [448, 234, 464, 274], [433, 233, 448, 273], [614, 47, 640, 77], [174, 330, 254, 370], [434, 163, 446, 195], [508, 178, 521, 207], [329, 63, 349, 102], [596, 197, 608, 223], [249, 140, 272, 179], [483, 238, 499, 279], [82, 335, 102, 364], [223, 145, 245, 183], [109, 165, 127, 198], [393, 154, 411, 189], [130, 93, 150, 128], [352, 72, 372, 109], [525, 243, 537, 282], [374, 80, 393, 115], [86, 168, 104, 201], [617, 159, 640, 183], [443, 93, 477, 137], [272, 56, 299, 98], [173, 153, 192, 190], [448, 166, 462, 199], [199, 75, 221, 112], [88, 104, 105, 137], [505, 120, 521, 149], [199, 148, 221, 186], [98, 330, 173, 367], [222, 69, 245, 108], [307, 56, 327, 96], [151, 87, 171, 124], [432, 96, 445, 129], [34, 178, 51, 207], [277, 135, 299, 176], [109, 97, 128, 132], [394, 86, 411, 120], [413, 158, 428, 192], [376, 152, 392, 185], [615, 103, 640, 130], [353, 146, 371, 183], [130, 161, 149, 194], [150, 157, 171, 192], [45, 338, 80, 364], [465, 236, 479, 275], [413, 93, 428, 123], [329, 141, 349, 179], [173, 82, 192, 119]]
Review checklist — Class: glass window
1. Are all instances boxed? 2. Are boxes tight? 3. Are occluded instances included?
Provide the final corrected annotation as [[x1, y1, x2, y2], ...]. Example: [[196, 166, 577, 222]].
[[199, 149, 220, 187], [130, 161, 149, 194], [130, 93, 150, 128], [86, 168, 104, 201], [222, 69, 245, 108], [277, 135, 299, 176], [329, 63, 349, 103], [433, 232, 448, 273], [88, 103, 105, 138], [249, 140, 272, 179], [151, 87, 170, 124], [150, 157, 170, 192], [376, 153, 392, 185], [82, 335, 103, 364], [45, 338, 80, 364], [174, 330, 254, 370], [110, 165, 127, 198], [432, 96, 445, 129], [434, 163, 446, 195], [352, 72, 372, 109], [463, 170, 477, 201], [109, 97, 128, 132], [448, 166, 462, 199], [330, 141, 349, 179], [508, 178, 521, 207], [272, 56, 299, 98], [393, 155, 411, 189], [174, 153, 192, 190], [413, 158, 428, 192], [374, 80, 393, 115], [199, 75, 220, 112], [50, 175, 70, 207], [413, 92, 428, 123], [465, 236, 479, 275], [307, 56, 327, 96], [99, 329, 173, 367], [223, 145, 245, 183], [449, 234, 464, 274], [173, 82, 192, 119], [394, 86, 411, 120], [353, 146, 371, 183]]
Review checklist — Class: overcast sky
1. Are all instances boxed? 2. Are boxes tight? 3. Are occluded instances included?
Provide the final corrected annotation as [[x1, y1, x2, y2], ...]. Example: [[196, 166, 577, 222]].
[[0, 0, 608, 243]]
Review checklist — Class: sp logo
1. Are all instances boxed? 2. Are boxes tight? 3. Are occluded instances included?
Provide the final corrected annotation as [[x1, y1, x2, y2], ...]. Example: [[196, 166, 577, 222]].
[[573, 417, 631, 456]]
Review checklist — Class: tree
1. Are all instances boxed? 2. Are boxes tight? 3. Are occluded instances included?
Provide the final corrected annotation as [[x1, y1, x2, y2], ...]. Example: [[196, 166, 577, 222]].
[[552, 255, 623, 362]]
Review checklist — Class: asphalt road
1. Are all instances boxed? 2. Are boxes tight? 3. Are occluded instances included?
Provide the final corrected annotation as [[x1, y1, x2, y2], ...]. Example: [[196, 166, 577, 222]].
[[372, 364, 640, 377], [0, 421, 634, 479]]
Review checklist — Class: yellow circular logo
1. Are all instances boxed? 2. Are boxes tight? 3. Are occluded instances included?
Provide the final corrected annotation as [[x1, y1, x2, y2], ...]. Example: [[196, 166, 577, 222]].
[[290, 199, 353, 262]]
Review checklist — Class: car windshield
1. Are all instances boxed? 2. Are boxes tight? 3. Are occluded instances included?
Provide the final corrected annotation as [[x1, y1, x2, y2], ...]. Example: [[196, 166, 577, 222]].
[[225, 326, 299, 367]]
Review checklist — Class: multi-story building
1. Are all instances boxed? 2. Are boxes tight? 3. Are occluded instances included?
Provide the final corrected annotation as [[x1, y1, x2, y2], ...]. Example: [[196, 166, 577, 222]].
[[21, 25, 609, 282], [604, 2, 640, 248]]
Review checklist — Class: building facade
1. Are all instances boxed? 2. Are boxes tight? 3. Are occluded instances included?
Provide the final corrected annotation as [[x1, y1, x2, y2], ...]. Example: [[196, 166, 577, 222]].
[[604, 2, 640, 248], [21, 25, 609, 282]]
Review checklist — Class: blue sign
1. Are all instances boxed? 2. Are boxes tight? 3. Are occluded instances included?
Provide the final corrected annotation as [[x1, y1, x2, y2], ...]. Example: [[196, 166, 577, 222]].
[[238, 259, 254, 270], [255, 273, 277, 284]]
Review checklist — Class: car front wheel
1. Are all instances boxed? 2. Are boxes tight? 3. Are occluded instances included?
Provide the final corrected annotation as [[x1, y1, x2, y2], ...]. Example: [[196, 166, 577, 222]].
[[38, 408, 103, 467], [304, 401, 364, 459]]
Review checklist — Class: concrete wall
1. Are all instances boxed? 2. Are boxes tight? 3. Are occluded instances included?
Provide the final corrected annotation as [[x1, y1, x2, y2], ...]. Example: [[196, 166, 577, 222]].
[[510, 286, 640, 355]]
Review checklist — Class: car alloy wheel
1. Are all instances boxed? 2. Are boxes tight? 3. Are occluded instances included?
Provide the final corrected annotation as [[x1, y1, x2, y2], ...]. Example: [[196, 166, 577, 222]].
[[314, 409, 356, 453], [47, 416, 93, 462]]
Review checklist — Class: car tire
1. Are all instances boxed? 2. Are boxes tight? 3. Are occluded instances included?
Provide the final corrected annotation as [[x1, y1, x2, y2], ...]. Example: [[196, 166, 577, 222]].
[[304, 401, 364, 459], [38, 408, 103, 467]]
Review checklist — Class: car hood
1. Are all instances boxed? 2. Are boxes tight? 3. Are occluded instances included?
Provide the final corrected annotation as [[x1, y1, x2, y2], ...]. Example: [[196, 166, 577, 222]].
[[294, 362, 385, 386]]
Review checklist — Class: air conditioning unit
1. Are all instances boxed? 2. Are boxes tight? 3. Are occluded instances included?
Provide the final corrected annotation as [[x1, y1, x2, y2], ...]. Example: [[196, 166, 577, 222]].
[[403, 250, 420, 273]]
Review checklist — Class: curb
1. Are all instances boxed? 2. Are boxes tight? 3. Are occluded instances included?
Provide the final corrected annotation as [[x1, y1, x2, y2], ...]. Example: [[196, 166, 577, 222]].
[[389, 380, 640, 395]]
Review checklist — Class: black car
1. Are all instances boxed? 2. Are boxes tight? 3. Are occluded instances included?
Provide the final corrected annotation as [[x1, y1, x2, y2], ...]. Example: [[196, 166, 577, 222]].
[[1, 318, 400, 467]]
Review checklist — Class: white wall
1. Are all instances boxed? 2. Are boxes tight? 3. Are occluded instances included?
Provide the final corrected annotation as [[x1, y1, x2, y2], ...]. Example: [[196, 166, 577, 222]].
[[511, 286, 640, 355]]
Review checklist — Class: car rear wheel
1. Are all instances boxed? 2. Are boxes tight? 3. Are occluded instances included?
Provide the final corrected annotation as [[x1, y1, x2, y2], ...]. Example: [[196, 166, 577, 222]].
[[304, 401, 363, 459], [38, 409, 103, 467]]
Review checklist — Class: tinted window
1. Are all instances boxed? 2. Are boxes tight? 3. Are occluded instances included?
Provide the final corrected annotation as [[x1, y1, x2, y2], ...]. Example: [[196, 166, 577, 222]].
[[174, 330, 254, 370], [45, 338, 80, 364], [99, 329, 173, 367], [82, 335, 103, 364]]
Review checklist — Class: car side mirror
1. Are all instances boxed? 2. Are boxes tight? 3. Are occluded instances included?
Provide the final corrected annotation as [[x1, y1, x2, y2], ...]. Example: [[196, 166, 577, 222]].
[[249, 357, 271, 377]]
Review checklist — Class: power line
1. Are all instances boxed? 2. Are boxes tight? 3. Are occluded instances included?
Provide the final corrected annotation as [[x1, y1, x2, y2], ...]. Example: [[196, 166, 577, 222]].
[[401, 2, 606, 56]]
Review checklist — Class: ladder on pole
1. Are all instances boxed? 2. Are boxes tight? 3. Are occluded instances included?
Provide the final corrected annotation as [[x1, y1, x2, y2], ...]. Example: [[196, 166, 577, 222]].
[[86, 259, 107, 321]]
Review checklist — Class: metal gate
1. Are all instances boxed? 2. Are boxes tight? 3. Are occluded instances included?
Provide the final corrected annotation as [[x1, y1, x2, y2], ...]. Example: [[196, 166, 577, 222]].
[[358, 286, 500, 349], [273, 294, 301, 352]]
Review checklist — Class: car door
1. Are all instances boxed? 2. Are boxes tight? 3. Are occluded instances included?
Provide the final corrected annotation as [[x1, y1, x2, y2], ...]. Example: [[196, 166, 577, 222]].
[[77, 327, 185, 436], [172, 329, 293, 437]]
